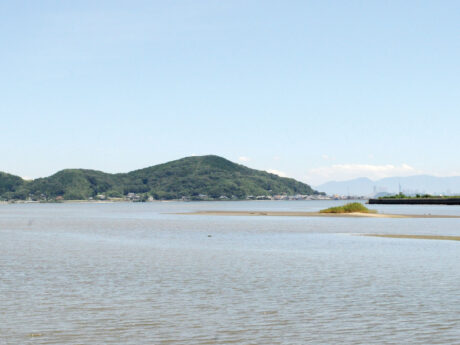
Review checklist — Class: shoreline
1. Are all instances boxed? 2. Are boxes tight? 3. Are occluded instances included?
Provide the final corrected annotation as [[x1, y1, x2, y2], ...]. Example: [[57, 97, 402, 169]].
[[176, 210, 460, 219], [0, 199, 340, 204]]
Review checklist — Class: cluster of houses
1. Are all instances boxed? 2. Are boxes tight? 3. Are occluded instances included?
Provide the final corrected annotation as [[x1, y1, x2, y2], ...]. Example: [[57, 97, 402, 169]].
[[14, 192, 359, 203], [92, 192, 341, 202], [270, 194, 331, 201], [92, 193, 154, 202], [330, 194, 367, 200], [179, 194, 335, 201]]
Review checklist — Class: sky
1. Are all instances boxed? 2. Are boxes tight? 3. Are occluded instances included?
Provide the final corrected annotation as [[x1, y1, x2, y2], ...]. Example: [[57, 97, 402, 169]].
[[1, 1, 459, 185]]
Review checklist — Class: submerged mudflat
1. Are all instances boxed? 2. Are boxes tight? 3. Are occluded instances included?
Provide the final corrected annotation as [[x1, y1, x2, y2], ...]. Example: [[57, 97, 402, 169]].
[[180, 210, 460, 219], [363, 234, 460, 241], [3, 201, 460, 344]]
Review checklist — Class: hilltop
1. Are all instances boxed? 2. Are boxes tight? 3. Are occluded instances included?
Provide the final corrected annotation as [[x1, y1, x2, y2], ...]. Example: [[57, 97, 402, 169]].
[[0, 155, 319, 201]]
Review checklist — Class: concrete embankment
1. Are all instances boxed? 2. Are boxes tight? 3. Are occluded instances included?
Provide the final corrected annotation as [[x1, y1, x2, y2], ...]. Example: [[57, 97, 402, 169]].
[[369, 198, 460, 205]]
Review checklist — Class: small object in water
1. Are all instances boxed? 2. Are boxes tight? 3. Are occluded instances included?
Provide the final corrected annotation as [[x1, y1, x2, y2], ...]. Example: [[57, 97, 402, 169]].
[[208, 234, 212, 237], [29, 333, 43, 337]]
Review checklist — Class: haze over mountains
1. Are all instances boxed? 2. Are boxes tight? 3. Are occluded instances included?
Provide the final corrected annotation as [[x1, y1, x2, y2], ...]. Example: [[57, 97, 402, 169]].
[[0, 155, 318, 201], [316, 175, 460, 196]]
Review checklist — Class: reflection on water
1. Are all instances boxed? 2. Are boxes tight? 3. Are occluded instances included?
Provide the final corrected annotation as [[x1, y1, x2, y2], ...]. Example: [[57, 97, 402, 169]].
[[1, 201, 460, 344]]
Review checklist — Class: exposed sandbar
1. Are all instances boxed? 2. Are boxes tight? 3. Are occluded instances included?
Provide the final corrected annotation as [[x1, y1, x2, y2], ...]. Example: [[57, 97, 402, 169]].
[[362, 234, 460, 241], [177, 210, 460, 219]]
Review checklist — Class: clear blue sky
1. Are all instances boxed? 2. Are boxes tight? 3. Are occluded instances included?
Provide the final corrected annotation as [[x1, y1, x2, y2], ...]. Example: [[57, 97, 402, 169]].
[[1, 1, 459, 185]]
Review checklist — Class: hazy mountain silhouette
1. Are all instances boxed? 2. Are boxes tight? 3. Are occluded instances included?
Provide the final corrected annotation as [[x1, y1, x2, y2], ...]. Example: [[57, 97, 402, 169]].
[[316, 175, 460, 196]]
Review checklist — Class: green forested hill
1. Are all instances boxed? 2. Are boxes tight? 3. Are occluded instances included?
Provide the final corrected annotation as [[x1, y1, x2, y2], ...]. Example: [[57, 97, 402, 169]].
[[0, 172, 25, 198], [0, 155, 318, 201]]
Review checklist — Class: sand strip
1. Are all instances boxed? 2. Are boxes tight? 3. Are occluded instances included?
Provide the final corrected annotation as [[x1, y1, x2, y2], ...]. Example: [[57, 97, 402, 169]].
[[176, 210, 460, 219], [362, 234, 460, 241]]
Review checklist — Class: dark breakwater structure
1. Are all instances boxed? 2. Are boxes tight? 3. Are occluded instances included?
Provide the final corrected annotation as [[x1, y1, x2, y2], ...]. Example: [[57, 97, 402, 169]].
[[369, 198, 460, 205]]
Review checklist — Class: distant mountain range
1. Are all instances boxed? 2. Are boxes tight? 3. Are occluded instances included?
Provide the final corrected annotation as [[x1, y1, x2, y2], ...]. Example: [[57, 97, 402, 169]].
[[0, 155, 318, 201], [316, 175, 460, 196]]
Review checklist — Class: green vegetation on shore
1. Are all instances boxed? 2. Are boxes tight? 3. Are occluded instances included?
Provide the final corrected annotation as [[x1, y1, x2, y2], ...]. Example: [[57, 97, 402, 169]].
[[0, 155, 320, 201], [320, 202, 376, 214]]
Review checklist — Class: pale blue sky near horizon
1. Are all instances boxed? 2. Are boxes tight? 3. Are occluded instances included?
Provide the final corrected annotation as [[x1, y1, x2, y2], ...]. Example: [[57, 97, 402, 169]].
[[1, 1, 459, 185]]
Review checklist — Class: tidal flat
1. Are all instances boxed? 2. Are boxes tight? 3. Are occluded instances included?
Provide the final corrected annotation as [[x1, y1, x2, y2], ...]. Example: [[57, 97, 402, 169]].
[[2, 200, 460, 344], [362, 234, 460, 241], [181, 210, 460, 219]]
